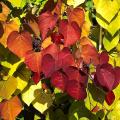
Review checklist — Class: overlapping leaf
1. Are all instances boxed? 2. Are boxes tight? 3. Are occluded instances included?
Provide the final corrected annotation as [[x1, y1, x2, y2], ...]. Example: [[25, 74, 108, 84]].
[[59, 20, 81, 47], [38, 11, 58, 40]]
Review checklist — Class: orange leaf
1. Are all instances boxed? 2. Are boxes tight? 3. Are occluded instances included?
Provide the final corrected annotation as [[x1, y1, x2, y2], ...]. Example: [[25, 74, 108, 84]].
[[81, 44, 99, 65], [0, 20, 19, 47], [0, 2, 10, 22], [7, 31, 33, 58], [79, 37, 94, 46], [67, 7, 85, 28], [0, 96, 22, 120]]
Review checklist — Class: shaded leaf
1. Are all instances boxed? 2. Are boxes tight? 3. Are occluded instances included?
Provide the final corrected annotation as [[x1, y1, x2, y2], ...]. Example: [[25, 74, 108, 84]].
[[0, 76, 17, 99]]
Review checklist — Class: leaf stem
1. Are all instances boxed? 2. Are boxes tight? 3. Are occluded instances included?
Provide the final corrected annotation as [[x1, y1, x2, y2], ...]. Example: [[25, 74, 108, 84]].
[[99, 26, 102, 51]]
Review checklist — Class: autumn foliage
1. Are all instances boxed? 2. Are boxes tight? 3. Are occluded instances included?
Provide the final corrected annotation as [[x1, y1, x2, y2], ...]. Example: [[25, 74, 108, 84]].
[[0, 0, 120, 120]]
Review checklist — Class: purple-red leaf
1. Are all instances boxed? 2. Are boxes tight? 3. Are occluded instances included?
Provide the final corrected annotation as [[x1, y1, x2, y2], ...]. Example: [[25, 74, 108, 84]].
[[51, 71, 67, 91], [99, 51, 109, 65], [96, 64, 115, 91], [66, 80, 87, 100], [113, 67, 120, 89], [42, 54, 55, 77]]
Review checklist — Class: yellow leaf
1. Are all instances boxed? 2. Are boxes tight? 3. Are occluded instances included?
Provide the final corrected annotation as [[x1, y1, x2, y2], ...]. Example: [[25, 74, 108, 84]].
[[0, 76, 17, 99], [81, 11, 91, 37], [41, 37, 52, 48], [67, 0, 85, 8], [93, 0, 119, 22], [0, 2, 10, 21], [22, 81, 42, 106]]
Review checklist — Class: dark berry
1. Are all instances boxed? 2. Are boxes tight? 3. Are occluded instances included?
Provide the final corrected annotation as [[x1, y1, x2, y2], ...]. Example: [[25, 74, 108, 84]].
[[51, 32, 64, 44], [32, 38, 41, 52]]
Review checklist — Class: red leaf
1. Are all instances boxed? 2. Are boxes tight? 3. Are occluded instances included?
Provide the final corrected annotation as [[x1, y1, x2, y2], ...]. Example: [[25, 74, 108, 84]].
[[52, 0, 62, 16], [96, 64, 115, 91], [66, 80, 87, 100], [105, 91, 115, 105], [99, 51, 109, 65], [67, 7, 85, 28], [91, 105, 100, 112], [59, 20, 81, 47], [64, 66, 80, 82], [32, 72, 40, 84], [25, 51, 42, 73], [56, 47, 75, 69], [38, 11, 58, 40], [42, 43, 59, 58], [51, 71, 67, 91], [42, 54, 55, 77], [7, 31, 33, 58]]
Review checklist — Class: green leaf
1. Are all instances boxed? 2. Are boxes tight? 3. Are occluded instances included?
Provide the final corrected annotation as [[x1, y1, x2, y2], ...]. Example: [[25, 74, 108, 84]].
[[103, 34, 119, 51], [32, 90, 53, 113], [8, 59, 24, 76], [68, 101, 98, 120], [93, 0, 119, 22], [8, 0, 27, 8], [96, 11, 120, 36], [14, 64, 31, 91]]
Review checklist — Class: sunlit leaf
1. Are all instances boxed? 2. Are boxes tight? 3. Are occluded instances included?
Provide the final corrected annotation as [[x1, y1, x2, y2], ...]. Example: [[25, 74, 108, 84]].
[[67, 0, 85, 8], [0, 2, 10, 22], [8, 0, 27, 8], [93, 0, 119, 22], [0, 18, 20, 47], [103, 34, 119, 52], [22, 81, 42, 106]]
